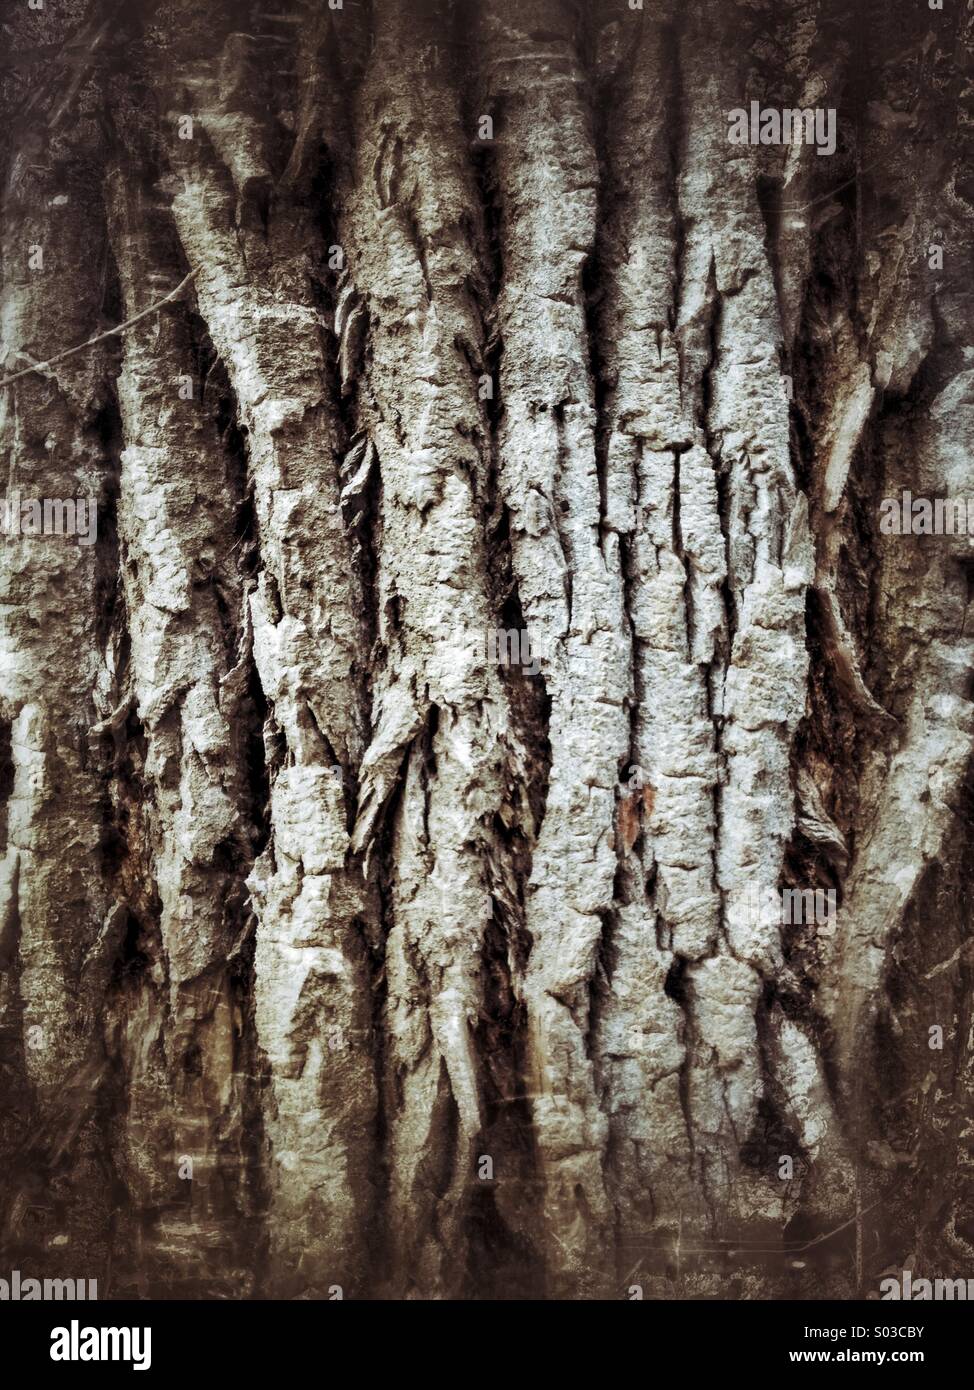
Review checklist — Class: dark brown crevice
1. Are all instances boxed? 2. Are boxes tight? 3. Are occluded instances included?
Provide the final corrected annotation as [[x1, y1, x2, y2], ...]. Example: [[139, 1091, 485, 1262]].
[[0, 719, 12, 855]]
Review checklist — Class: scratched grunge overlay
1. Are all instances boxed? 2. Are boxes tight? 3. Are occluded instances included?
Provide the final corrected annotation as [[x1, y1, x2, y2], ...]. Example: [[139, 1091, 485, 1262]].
[[0, 0, 973, 1308]]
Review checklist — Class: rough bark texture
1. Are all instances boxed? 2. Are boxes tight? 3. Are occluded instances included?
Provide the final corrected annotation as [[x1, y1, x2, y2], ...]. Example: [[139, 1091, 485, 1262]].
[[1, 0, 973, 1300]]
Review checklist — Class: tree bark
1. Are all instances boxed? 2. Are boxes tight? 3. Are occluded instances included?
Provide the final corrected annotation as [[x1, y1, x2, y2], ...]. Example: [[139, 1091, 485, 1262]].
[[1, 0, 973, 1300]]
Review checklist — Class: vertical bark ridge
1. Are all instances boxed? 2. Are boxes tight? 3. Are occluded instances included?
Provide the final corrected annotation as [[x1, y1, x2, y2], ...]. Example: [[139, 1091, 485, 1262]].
[[479, 0, 633, 1296], [0, 81, 117, 1279], [670, 0, 847, 1256], [101, 87, 261, 1285], [341, 0, 538, 1296], [150, 1, 379, 1295], [589, 1, 718, 1289], [812, 7, 974, 1168]]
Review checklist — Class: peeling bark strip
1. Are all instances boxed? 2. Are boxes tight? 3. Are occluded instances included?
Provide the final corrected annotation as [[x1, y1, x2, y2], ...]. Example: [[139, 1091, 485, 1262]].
[[1, 0, 973, 1301]]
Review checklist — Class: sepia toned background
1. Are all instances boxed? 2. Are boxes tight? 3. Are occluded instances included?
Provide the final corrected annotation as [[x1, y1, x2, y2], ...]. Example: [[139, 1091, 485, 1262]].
[[1, 0, 973, 1300]]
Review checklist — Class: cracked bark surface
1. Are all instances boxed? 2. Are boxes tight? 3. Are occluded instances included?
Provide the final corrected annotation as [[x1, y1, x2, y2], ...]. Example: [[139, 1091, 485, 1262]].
[[1, 0, 973, 1300]]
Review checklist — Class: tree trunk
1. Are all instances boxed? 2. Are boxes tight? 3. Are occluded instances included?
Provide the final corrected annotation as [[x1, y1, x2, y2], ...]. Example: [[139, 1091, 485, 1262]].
[[1, 0, 973, 1301]]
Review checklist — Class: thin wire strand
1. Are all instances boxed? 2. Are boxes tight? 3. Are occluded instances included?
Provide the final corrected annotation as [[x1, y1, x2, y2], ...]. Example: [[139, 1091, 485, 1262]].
[[0, 268, 197, 390]]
